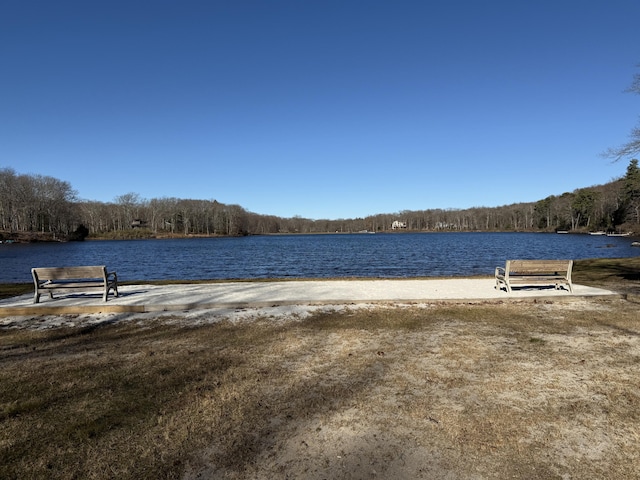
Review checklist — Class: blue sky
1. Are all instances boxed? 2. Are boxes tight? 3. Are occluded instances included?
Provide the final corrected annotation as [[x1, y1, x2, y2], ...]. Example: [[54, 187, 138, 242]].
[[2, 1, 639, 220]]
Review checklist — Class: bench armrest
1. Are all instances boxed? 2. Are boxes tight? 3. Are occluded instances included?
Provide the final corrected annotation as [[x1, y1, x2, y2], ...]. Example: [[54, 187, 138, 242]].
[[495, 267, 506, 278]]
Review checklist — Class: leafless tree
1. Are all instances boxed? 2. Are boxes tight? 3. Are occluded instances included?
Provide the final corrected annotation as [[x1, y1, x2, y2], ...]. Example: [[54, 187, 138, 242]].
[[604, 68, 640, 161], [0, 169, 76, 235]]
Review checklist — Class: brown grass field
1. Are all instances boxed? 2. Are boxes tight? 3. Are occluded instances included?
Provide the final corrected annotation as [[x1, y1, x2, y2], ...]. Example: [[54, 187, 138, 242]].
[[0, 258, 639, 479]]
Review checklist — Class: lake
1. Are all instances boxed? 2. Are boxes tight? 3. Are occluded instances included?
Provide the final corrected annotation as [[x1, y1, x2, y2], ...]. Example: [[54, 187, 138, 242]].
[[1, 232, 638, 284]]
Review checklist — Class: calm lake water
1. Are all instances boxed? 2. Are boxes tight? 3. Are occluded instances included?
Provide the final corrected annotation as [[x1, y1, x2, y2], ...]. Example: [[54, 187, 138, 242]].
[[1, 232, 638, 284]]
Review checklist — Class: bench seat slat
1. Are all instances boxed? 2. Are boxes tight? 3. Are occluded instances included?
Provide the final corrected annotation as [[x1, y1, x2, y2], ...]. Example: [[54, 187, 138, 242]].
[[40, 281, 107, 289]]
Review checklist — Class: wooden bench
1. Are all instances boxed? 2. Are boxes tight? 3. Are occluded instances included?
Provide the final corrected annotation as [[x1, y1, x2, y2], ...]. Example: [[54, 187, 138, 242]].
[[495, 259, 573, 293], [32, 266, 119, 304]]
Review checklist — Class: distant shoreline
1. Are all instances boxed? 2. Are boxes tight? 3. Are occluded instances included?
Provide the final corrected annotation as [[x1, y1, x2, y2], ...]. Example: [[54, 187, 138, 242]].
[[6, 229, 637, 245]]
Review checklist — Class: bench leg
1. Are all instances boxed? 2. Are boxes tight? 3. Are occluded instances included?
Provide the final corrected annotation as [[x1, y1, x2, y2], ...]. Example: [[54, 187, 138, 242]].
[[34, 292, 40, 304], [496, 278, 508, 292], [103, 283, 119, 301], [496, 279, 511, 292], [495, 276, 511, 293], [103, 284, 119, 301]]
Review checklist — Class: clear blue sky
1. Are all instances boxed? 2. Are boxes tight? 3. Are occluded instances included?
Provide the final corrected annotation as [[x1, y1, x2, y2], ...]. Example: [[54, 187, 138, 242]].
[[2, 1, 639, 220]]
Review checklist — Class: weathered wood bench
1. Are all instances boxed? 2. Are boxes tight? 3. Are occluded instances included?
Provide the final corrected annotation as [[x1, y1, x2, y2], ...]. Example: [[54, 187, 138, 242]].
[[32, 266, 119, 304], [495, 259, 573, 293]]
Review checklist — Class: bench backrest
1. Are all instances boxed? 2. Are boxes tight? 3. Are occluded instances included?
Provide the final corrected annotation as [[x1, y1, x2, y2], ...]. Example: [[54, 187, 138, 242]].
[[507, 260, 573, 275], [32, 266, 108, 281]]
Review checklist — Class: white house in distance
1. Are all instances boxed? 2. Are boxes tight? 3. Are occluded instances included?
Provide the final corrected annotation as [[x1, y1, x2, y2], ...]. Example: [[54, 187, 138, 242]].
[[392, 220, 407, 230]]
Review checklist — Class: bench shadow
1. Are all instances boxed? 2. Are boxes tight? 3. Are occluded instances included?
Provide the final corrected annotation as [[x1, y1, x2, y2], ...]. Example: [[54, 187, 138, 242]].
[[47, 289, 148, 300], [508, 285, 571, 292]]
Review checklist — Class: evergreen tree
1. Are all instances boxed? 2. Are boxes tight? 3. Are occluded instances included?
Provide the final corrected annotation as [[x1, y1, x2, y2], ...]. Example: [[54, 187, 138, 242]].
[[622, 159, 640, 224]]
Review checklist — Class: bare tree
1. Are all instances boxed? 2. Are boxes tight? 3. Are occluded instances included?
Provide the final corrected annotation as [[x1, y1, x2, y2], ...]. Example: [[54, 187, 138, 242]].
[[114, 193, 143, 230], [605, 68, 640, 161], [0, 169, 76, 234], [0, 168, 18, 231]]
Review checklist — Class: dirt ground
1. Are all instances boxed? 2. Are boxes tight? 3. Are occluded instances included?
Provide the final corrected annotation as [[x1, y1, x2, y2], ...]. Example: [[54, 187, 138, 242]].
[[174, 299, 640, 480], [2, 297, 640, 480]]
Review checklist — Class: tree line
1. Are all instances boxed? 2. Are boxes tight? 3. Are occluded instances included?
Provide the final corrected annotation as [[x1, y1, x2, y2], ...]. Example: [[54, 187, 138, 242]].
[[3, 67, 640, 241], [1, 159, 639, 241]]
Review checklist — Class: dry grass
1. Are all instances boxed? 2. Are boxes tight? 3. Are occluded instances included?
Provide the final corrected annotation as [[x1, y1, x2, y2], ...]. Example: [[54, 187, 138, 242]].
[[1, 298, 640, 479], [572, 256, 640, 296]]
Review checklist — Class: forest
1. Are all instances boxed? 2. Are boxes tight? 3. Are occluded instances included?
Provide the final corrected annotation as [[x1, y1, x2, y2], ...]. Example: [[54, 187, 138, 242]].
[[1, 159, 639, 241]]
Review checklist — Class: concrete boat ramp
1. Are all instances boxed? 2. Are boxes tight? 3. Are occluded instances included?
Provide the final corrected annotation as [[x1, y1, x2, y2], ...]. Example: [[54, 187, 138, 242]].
[[0, 278, 619, 317]]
